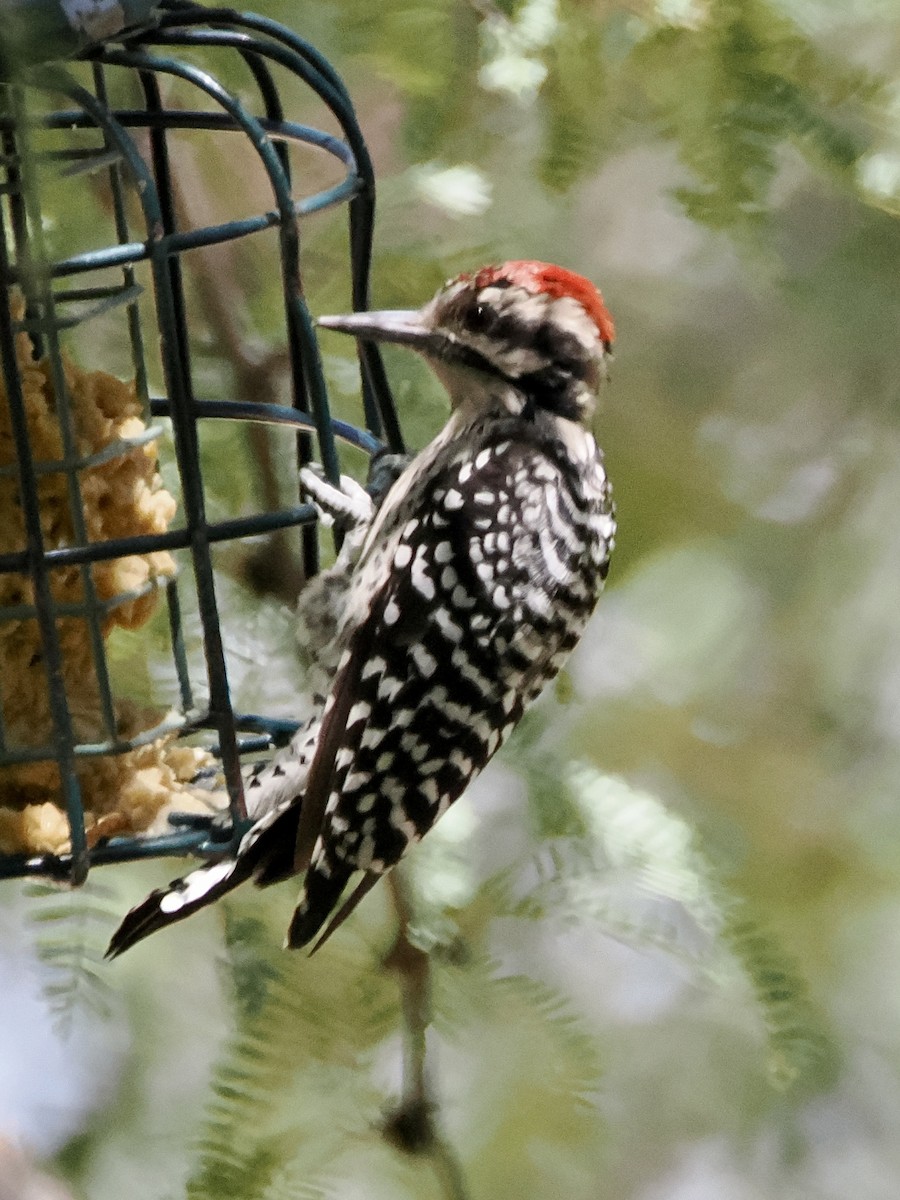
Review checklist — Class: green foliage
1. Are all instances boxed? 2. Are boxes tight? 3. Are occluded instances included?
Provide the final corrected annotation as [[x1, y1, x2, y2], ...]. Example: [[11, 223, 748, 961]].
[[25, 881, 117, 1034], [187, 904, 395, 1200], [290, 0, 896, 244], [337, 0, 483, 162], [506, 761, 837, 1095], [632, 0, 879, 235], [186, 922, 607, 1200], [174, 749, 836, 1198], [433, 956, 604, 1109], [722, 913, 837, 1093], [537, 11, 608, 192]]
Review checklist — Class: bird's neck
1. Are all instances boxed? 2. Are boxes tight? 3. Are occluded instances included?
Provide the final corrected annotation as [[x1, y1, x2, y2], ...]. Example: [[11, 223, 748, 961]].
[[435, 360, 596, 429]]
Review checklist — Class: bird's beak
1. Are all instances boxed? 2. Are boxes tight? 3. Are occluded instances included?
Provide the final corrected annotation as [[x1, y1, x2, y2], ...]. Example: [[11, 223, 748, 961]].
[[316, 309, 435, 350]]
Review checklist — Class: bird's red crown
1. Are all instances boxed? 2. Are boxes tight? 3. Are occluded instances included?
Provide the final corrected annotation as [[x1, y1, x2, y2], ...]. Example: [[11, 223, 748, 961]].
[[472, 260, 615, 348]]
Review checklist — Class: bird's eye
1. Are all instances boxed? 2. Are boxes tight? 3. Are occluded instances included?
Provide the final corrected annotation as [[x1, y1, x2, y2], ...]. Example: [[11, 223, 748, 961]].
[[466, 302, 495, 334]]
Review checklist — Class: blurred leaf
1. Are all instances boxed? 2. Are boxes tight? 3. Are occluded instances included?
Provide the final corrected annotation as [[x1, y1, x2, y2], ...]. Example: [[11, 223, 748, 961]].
[[722, 914, 838, 1093], [24, 881, 118, 1035], [187, 907, 395, 1200], [506, 765, 837, 1094], [538, 12, 608, 191], [338, 0, 482, 161], [632, 0, 878, 234]]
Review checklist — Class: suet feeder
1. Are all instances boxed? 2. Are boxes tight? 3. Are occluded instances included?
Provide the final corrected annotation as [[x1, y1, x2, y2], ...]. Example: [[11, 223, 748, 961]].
[[0, 0, 402, 884]]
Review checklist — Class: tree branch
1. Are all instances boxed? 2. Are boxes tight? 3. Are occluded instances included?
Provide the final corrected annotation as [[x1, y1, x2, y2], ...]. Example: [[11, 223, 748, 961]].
[[383, 870, 472, 1200]]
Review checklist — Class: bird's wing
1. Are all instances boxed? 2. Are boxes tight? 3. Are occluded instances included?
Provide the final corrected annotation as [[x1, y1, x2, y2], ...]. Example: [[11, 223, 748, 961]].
[[286, 432, 591, 948]]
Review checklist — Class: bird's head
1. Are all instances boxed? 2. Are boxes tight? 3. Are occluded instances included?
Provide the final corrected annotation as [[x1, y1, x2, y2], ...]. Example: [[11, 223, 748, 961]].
[[318, 260, 615, 425]]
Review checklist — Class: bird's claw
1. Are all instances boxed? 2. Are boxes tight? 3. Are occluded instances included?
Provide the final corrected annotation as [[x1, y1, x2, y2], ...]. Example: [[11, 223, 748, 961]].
[[299, 466, 374, 530]]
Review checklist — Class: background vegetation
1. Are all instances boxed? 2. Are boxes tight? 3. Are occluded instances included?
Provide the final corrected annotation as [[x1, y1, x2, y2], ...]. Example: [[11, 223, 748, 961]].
[[2, 0, 900, 1196]]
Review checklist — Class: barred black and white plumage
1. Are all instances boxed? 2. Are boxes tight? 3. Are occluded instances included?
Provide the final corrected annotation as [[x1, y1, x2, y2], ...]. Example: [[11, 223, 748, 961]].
[[107, 260, 616, 958]]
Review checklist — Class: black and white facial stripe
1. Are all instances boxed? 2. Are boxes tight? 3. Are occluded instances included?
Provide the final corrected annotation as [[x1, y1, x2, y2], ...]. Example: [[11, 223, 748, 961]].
[[423, 281, 609, 421]]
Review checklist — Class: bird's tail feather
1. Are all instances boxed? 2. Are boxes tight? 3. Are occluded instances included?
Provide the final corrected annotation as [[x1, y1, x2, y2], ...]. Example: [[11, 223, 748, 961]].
[[286, 861, 354, 950], [105, 855, 254, 959], [106, 801, 308, 958]]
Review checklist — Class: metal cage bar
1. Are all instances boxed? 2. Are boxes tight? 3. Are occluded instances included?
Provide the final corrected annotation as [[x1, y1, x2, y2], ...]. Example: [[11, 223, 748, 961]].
[[0, 3, 401, 882]]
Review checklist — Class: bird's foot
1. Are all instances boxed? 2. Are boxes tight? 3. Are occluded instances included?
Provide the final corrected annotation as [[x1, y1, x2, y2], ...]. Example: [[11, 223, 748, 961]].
[[299, 466, 374, 531]]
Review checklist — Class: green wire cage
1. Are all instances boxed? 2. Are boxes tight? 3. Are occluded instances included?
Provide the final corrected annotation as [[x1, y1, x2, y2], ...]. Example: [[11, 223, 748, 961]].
[[0, 0, 403, 884]]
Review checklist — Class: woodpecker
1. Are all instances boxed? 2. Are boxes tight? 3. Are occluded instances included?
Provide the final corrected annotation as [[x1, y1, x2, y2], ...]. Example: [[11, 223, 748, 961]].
[[107, 260, 616, 958]]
